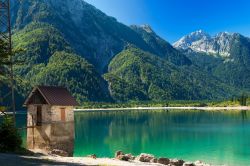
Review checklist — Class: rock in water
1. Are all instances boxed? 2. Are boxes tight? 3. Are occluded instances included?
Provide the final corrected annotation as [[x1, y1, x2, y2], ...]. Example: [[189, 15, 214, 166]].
[[158, 157, 170, 165], [170, 159, 184, 166], [183, 162, 195, 166], [194, 160, 211, 166], [125, 153, 135, 160], [116, 154, 130, 161], [87, 154, 97, 159], [115, 151, 135, 161], [136, 153, 155, 162], [150, 158, 158, 163], [115, 150, 124, 158]]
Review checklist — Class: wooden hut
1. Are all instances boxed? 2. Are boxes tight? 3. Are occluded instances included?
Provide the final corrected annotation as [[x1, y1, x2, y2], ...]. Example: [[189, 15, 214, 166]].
[[24, 86, 78, 126], [24, 86, 78, 156]]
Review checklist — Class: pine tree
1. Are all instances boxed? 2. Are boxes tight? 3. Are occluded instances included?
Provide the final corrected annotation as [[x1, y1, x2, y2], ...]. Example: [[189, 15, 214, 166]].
[[0, 39, 10, 77]]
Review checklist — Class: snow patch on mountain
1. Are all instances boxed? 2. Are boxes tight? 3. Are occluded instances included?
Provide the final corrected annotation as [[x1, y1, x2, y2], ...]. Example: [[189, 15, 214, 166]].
[[173, 30, 235, 57]]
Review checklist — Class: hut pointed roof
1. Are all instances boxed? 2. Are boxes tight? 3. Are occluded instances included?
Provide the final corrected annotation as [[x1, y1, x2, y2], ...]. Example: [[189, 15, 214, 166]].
[[24, 86, 79, 106]]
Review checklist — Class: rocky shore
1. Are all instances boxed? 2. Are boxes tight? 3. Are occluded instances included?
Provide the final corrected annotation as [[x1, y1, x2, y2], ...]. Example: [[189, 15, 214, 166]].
[[113, 151, 210, 166], [1, 149, 211, 166], [48, 149, 211, 166]]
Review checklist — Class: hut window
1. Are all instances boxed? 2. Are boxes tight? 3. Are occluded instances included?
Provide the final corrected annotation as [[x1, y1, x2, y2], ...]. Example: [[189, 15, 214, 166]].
[[37, 106, 42, 126], [61, 108, 66, 122]]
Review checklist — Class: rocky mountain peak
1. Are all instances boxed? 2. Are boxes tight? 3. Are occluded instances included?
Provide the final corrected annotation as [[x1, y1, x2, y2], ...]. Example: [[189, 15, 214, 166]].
[[130, 24, 155, 34], [190, 30, 210, 38], [173, 30, 236, 57], [216, 31, 230, 37], [140, 24, 154, 33], [173, 30, 211, 50]]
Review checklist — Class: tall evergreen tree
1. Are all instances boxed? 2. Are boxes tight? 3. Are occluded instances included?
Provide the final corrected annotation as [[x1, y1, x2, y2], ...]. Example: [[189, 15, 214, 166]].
[[0, 39, 10, 76]]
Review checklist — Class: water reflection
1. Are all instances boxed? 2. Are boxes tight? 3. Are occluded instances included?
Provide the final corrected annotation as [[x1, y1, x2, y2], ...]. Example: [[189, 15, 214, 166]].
[[7, 110, 250, 165], [74, 110, 250, 166], [241, 110, 247, 122], [27, 122, 74, 156]]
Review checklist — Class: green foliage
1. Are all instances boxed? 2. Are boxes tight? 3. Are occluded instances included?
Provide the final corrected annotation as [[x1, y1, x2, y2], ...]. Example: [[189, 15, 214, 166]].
[[0, 39, 10, 68], [214, 34, 250, 89], [0, 116, 22, 152], [0, 40, 9, 107], [30, 51, 110, 103], [80, 98, 249, 109], [185, 34, 250, 91], [0, 107, 5, 111], [0, 39, 19, 108], [10, 22, 111, 108], [11, 0, 153, 71], [105, 46, 237, 102], [131, 25, 191, 66], [0, 38, 19, 84], [104, 74, 148, 102], [238, 93, 248, 106], [13, 22, 72, 75], [7, 0, 248, 106], [0, 39, 9, 97]]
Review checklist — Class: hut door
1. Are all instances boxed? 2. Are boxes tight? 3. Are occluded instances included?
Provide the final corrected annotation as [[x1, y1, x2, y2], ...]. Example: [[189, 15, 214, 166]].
[[37, 106, 42, 125], [61, 108, 66, 122]]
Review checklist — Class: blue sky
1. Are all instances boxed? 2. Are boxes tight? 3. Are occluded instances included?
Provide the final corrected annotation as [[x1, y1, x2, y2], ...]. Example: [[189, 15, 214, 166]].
[[84, 0, 250, 43]]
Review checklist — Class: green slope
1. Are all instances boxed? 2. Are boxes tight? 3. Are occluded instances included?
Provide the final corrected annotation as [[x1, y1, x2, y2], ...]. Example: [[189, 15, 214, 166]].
[[2, 0, 245, 107], [11, 23, 110, 106], [131, 25, 191, 66], [214, 34, 250, 89], [13, 22, 72, 75], [184, 34, 250, 91], [11, 0, 151, 71], [105, 46, 237, 102], [30, 51, 110, 102], [11, 0, 190, 72]]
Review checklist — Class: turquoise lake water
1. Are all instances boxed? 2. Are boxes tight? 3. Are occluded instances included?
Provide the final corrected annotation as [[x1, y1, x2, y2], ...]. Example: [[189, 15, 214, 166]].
[[14, 110, 250, 166]]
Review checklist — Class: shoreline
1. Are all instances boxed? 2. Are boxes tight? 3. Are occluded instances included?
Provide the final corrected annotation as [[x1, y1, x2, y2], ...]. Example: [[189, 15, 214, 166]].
[[0, 152, 212, 166], [75, 106, 250, 111], [1, 106, 249, 115]]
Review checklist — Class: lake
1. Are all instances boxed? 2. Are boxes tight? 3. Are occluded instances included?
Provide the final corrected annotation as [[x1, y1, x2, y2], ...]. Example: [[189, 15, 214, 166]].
[[14, 109, 250, 166]]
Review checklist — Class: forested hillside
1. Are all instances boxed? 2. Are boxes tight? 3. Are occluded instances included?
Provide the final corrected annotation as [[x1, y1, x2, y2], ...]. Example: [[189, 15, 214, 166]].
[[104, 46, 236, 102], [0, 0, 247, 108], [175, 32, 250, 91]]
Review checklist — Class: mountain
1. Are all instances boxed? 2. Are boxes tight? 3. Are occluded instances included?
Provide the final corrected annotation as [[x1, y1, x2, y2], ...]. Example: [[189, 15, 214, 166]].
[[11, 0, 190, 73], [3, 0, 246, 108], [173, 30, 233, 57], [29, 51, 111, 102], [131, 25, 191, 66], [174, 30, 211, 50], [174, 30, 250, 90], [104, 46, 236, 102], [11, 0, 150, 72], [9, 0, 195, 104], [11, 22, 110, 103]]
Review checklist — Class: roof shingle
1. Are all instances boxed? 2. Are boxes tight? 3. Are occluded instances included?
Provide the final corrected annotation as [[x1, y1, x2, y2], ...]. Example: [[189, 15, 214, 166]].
[[24, 86, 79, 106]]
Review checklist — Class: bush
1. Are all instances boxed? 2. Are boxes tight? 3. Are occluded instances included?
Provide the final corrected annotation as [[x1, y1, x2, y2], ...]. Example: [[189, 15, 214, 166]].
[[0, 116, 22, 152], [198, 103, 208, 107]]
